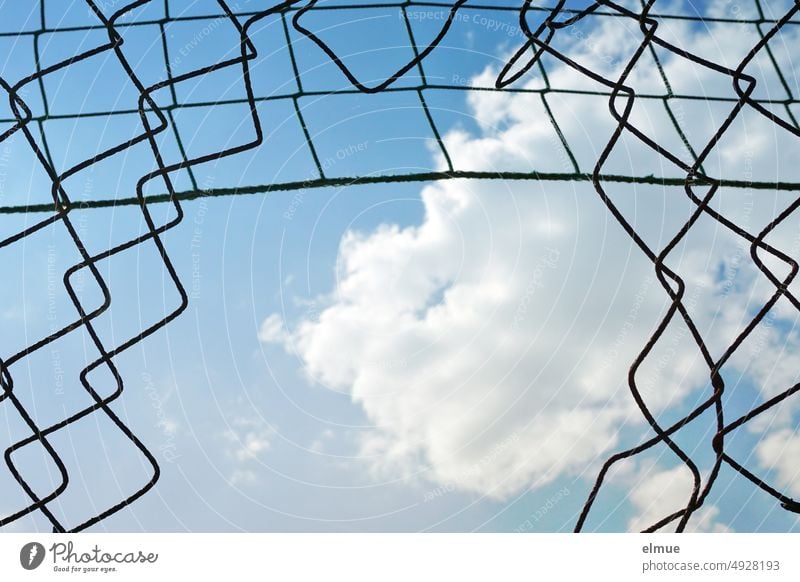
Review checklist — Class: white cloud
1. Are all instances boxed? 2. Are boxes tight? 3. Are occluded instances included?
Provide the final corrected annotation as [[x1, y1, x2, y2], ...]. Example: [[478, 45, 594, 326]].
[[230, 469, 259, 487], [756, 429, 800, 497], [269, 171, 690, 498], [625, 464, 732, 532], [309, 428, 336, 453], [257, 313, 287, 344], [217, 410, 275, 486], [262, 3, 800, 510], [222, 415, 274, 477]]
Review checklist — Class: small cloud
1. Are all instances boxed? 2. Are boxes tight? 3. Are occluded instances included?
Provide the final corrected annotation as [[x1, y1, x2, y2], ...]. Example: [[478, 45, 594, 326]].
[[756, 429, 800, 497], [623, 464, 732, 533], [222, 418, 274, 463], [230, 469, 258, 487], [157, 417, 180, 437], [309, 428, 336, 453], [220, 414, 275, 485], [258, 313, 286, 344]]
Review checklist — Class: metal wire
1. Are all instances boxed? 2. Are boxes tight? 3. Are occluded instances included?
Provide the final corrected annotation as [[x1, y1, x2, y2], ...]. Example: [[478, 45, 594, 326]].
[[0, 0, 798, 215], [0, 0, 798, 532]]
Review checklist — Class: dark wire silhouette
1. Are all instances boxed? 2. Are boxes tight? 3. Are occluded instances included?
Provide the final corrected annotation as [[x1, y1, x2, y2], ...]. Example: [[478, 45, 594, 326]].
[[0, 0, 298, 532], [504, 0, 800, 531]]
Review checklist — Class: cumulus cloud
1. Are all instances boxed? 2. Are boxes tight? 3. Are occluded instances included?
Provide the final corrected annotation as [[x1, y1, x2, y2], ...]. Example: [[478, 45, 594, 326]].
[[625, 464, 732, 533], [266, 171, 692, 498], [221, 415, 275, 485], [756, 429, 800, 497], [261, 2, 800, 506], [257, 313, 287, 344]]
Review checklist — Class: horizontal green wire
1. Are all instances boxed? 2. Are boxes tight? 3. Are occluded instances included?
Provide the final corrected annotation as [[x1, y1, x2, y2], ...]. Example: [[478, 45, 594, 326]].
[[3, 170, 797, 215], [1, 2, 793, 217]]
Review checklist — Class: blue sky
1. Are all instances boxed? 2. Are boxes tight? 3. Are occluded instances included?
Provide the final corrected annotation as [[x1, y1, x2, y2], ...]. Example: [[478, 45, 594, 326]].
[[1, 0, 800, 532]]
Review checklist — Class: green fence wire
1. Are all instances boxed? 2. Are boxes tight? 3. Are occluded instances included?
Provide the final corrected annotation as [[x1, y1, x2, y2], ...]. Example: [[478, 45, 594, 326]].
[[2, 0, 800, 533], [0, 0, 798, 216]]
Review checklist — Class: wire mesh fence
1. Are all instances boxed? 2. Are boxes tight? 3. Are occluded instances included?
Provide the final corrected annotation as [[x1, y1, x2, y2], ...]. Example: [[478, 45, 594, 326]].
[[0, 0, 799, 531]]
